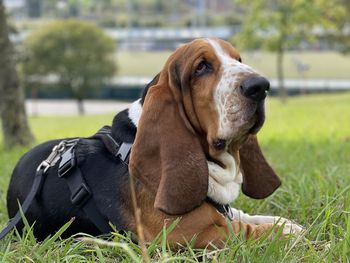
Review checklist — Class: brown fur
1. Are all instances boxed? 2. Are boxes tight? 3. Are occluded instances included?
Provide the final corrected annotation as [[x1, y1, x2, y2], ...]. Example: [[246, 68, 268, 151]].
[[239, 135, 281, 199]]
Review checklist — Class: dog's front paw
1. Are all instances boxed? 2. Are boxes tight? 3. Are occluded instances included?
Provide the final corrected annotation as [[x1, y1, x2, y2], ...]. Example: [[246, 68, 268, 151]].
[[279, 221, 304, 236]]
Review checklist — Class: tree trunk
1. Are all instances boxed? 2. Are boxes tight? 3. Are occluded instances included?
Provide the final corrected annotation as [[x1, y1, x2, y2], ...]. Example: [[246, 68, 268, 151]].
[[0, 0, 34, 148], [77, 97, 85, 115], [73, 84, 85, 115], [276, 46, 287, 103]]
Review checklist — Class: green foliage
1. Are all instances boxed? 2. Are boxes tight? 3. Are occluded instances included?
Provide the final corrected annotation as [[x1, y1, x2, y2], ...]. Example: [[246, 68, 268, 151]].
[[233, 0, 346, 52], [328, 0, 350, 54], [233, 0, 347, 101], [22, 19, 116, 112], [0, 93, 350, 261]]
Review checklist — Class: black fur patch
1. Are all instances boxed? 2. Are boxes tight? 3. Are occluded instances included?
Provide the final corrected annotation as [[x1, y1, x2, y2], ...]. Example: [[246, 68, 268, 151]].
[[112, 109, 137, 144], [140, 73, 160, 105]]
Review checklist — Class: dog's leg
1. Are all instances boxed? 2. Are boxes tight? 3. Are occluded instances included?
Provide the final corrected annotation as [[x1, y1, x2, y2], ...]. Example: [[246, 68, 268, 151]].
[[195, 220, 277, 248], [229, 207, 304, 235]]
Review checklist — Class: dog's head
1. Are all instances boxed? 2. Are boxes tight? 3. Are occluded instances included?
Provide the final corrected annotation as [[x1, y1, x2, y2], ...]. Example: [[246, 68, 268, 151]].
[[129, 38, 281, 215]]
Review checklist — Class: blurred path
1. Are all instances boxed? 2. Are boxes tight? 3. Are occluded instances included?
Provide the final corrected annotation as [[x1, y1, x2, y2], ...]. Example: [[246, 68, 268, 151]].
[[26, 99, 132, 116]]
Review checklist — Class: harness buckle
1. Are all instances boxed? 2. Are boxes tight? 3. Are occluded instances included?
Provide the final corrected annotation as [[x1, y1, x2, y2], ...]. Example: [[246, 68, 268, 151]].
[[71, 183, 91, 207], [116, 142, 132, 162], [37, 140, 68, 173], [58, 147, 76, 177]]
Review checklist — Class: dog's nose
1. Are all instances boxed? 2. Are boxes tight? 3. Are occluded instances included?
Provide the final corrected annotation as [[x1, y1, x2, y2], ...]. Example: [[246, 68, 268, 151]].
[[240, 76, 270, 101]]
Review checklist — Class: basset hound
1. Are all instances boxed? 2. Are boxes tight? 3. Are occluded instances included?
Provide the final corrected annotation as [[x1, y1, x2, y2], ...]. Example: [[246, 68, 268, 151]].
[[6, 38, 302, 248]]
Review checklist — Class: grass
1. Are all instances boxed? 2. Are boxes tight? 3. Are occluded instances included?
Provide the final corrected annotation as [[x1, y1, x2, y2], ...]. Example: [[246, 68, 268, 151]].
[[116, 50, 350, 79], [0, 92, 350, 262]]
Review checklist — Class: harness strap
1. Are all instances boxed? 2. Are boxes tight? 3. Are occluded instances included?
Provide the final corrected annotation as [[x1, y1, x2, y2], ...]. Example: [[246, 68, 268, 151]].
[[58, 145, 112, 233], [0, 169, 45, 240], [93, 126, 132, 162], [92, 126, 120, 157]]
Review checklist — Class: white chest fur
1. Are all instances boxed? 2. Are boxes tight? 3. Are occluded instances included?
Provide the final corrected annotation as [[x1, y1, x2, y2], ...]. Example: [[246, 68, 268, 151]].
[[207, 152, 242, 204]]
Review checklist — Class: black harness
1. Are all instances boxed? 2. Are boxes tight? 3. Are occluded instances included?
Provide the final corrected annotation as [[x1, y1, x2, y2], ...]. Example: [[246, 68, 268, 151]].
[[0, 126, 131, 239], [0, 126, 232, 240]]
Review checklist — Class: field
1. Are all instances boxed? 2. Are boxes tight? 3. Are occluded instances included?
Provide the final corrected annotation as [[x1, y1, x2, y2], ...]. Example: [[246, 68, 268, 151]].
[[116, 51, 350, 79], [0, 93, 350, 262]]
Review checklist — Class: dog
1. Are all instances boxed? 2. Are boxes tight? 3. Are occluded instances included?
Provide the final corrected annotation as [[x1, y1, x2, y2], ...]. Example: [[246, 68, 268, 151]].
[[6, 38, 302, 248]]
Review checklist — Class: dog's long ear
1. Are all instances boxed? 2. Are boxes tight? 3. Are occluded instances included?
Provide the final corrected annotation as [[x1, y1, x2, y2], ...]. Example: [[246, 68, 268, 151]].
[[239, 135, 281, 199], [129, 72, 208, 215], [140, 73, 160, 105]]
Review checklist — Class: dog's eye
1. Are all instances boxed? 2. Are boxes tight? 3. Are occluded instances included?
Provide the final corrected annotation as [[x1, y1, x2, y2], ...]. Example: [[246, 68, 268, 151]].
[[238, 57, 242, 63], [195, 61, 212, 77]]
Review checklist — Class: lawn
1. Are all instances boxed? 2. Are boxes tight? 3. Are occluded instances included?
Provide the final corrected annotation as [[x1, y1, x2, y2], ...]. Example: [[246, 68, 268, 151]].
[[0, 93, 350, 262], [116, 50, 350, 80]]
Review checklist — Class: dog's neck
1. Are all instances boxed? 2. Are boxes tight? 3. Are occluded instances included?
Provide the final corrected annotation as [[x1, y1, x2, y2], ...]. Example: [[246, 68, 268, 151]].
[[124, 75, 154, 129], [110, 89, 145, 144], [128, 99, 142, 127]]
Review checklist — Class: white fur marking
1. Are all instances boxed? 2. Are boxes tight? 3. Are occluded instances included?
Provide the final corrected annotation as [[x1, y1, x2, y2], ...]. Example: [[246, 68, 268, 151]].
[[128, 99, 142, 127], [207, 152, 242, 204], [207, 39, 258, 140], [229, 207, 304, 235]]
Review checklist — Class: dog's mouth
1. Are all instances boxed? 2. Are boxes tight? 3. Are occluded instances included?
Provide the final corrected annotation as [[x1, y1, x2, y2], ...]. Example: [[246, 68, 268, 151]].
[[210, 101, 266, 154], [248, 102, 265, 135]]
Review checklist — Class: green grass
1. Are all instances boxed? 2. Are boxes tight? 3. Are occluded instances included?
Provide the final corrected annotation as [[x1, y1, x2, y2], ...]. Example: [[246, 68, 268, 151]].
[[116, 50, 350, 79], [1, 93, 350, 262]]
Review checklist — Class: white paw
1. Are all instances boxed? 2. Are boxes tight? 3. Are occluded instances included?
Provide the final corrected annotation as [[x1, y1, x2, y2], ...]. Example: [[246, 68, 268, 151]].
[[278, 221, 304, 236]]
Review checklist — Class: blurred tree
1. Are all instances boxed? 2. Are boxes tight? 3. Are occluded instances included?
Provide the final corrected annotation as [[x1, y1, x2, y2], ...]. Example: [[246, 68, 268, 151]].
[[234, 0, 345, 102], [0, 0, 34, 148], [22, 20, 116, 115], [330, 0, 350, 54], [67, 0, 80, 17]]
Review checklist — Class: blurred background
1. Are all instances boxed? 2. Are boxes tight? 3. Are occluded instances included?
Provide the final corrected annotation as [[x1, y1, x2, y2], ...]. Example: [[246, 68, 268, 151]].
[[0, 0, 349, 148], [1, 3, 350, 260]]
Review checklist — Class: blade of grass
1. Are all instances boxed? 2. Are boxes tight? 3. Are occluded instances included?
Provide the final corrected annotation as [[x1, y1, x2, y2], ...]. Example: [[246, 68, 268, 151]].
[[281, 183, 350, 262], [36, 217, 74, 254], [94, 245, 106, 263]]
